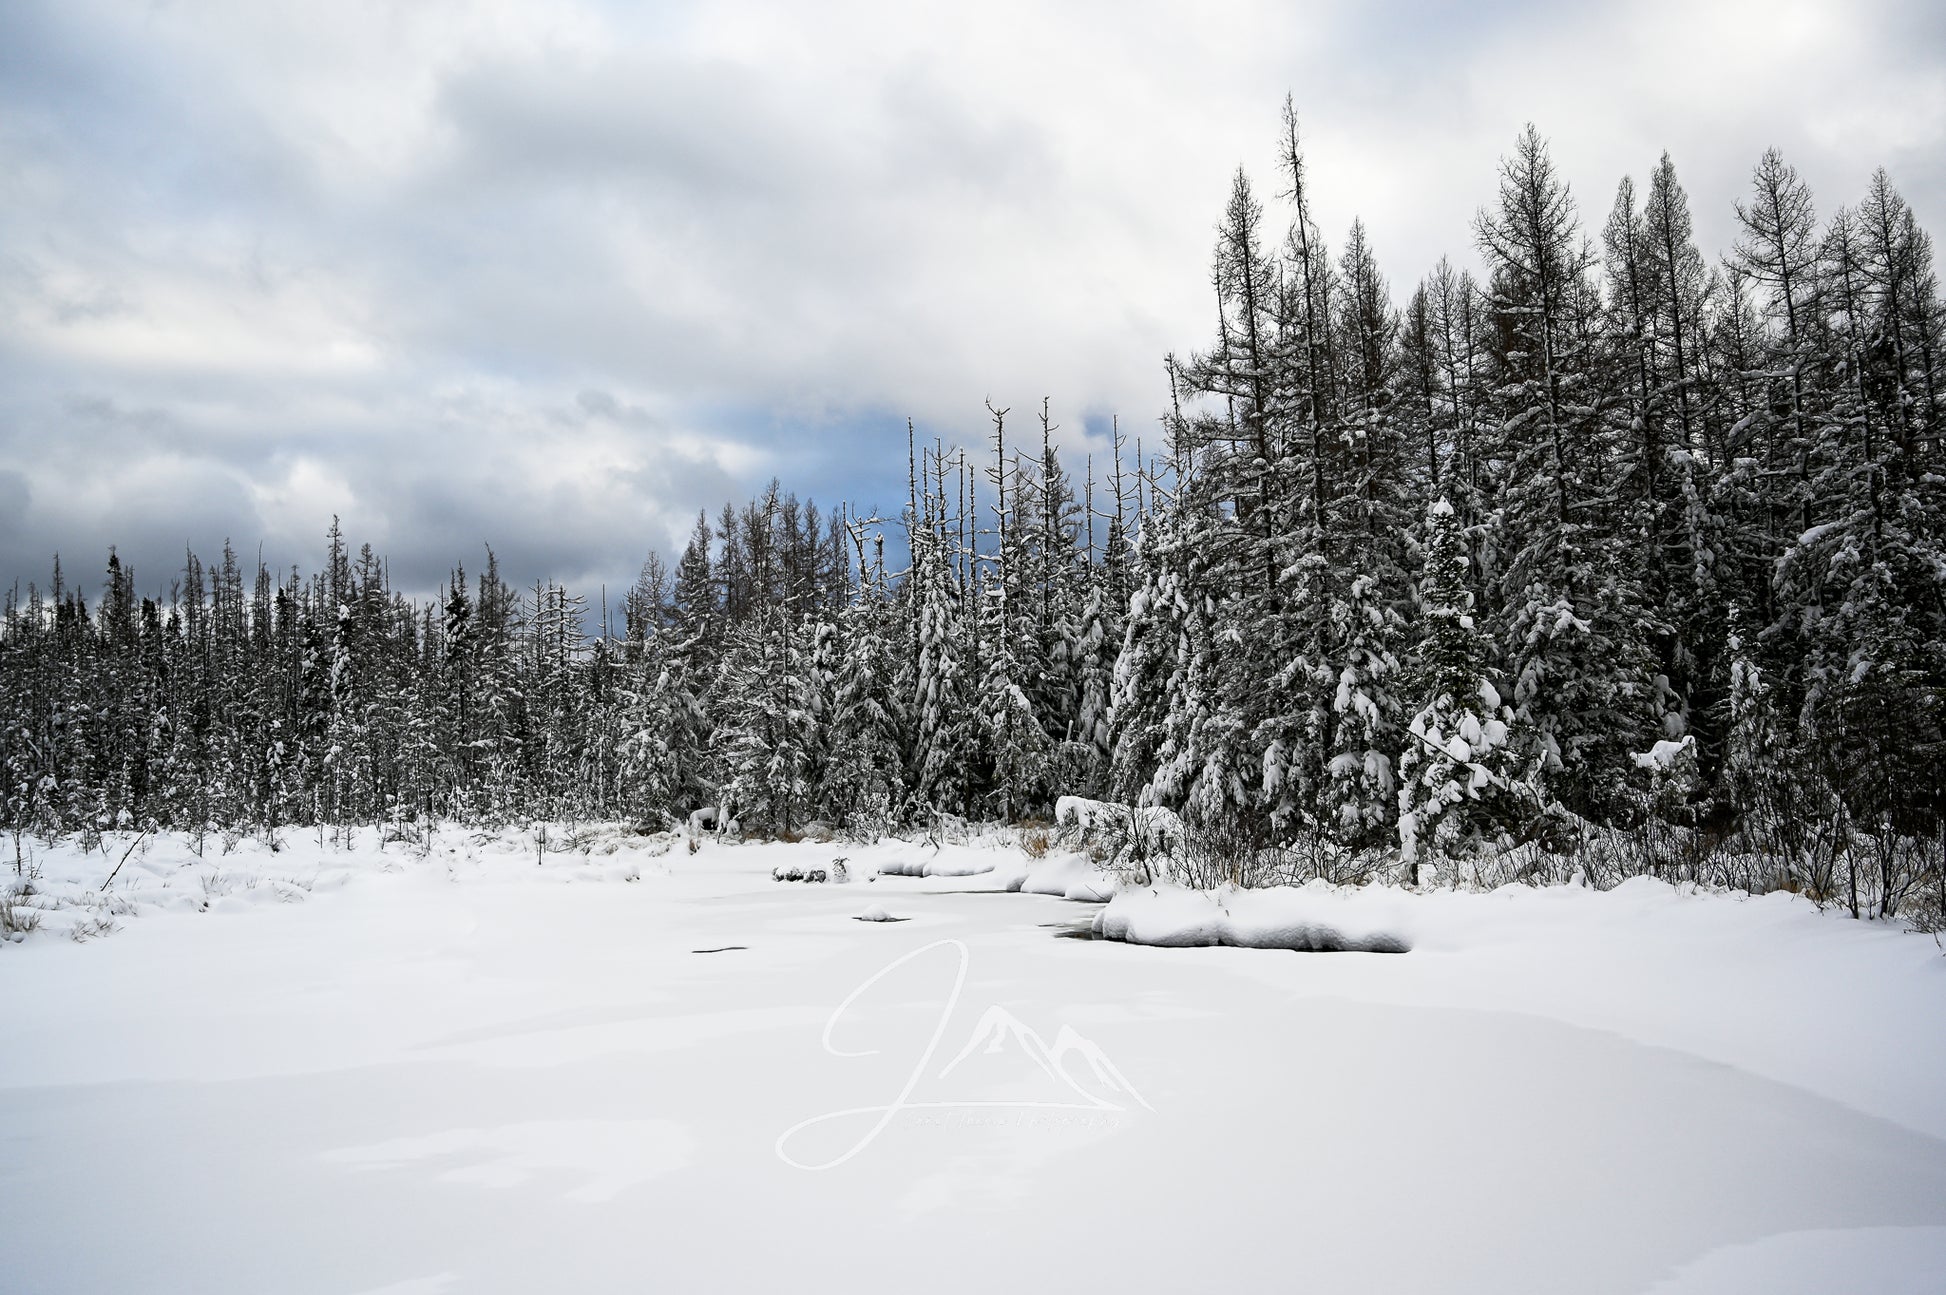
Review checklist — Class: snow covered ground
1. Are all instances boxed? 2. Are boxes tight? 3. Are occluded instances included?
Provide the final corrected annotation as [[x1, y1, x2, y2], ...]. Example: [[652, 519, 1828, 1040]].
[[3, 827, 1944, 1294]]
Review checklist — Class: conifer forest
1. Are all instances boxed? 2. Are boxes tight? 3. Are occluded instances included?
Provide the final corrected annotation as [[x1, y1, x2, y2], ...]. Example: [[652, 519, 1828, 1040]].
[[5, 110, 1942, 920]]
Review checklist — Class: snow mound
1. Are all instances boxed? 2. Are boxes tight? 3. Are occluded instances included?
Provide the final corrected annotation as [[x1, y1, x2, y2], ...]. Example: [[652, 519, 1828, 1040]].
[[1093, 882, 1412, 952], [873, 848, 998, 879], [855, 903, 898, 922], [869, 844, 1114, 899], [1016, 849, 1119, 902]]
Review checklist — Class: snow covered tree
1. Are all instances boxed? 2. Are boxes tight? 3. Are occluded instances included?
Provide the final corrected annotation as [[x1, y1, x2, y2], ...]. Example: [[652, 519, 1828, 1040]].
[[0, 110, 1938, 913], [1476, 124, 1664, 818], [1397, 499, 1523, 883], [910, 492, 973, 816], [820, 541, 904, 832]]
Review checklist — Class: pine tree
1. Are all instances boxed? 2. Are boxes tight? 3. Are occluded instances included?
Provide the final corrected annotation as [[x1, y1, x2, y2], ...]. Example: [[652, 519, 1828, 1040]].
[[820, 545, 904, 831], [910, 479, 973, 816], [1476, 124, 1662, 819], [1398, 499, 1523, 883], [1316, 220, 1412, 846]]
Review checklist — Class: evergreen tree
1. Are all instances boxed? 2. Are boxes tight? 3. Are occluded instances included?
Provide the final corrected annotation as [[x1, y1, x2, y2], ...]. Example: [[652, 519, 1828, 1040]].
[[1398, 500, 1523, 882]]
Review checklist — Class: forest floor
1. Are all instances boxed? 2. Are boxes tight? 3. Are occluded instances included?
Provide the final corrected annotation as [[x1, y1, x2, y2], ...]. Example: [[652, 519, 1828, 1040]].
[[3, 826, 1945, 1294]]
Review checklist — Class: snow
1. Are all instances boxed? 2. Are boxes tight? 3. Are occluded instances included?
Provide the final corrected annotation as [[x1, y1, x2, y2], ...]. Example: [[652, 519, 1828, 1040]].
[[1014, 849, 1118, 902], [1092, 881, 1414, 951], [870, 845, 1115, 901], [872, 845, 1004, 878], [686, 807, 728, 835], [857, 903, 897, 922], [1052, 796, 1186, 858], [1634, 734, 1698, 771], [322, 1119, 695, 1203], [1054, 795, 1180, 835], [1054, 793, 1129, 830], [3, 829, 1945, 1293], [1641, 1226, 1946, 1295]]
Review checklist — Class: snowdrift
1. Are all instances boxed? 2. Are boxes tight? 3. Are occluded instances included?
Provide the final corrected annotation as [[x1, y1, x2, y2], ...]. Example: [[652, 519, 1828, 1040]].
[[0, 824, 663, 943], [1092, 881, 1414, 952], [1015, 849, 1118, 901], [873, 845, 1118, 901], [872, 847, 1002, 879]]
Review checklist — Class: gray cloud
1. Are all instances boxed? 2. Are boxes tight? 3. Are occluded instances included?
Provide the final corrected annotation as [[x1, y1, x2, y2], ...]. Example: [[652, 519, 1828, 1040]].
[[1, 0, 1941, 602]]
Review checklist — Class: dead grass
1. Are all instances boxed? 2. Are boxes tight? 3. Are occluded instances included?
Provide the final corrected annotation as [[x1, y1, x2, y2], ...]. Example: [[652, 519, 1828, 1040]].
[[1, 895, 42, 941]]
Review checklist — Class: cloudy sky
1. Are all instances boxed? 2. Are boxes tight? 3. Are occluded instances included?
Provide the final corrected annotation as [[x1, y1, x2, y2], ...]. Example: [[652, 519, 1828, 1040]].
[[2, 0, 1941, 602]]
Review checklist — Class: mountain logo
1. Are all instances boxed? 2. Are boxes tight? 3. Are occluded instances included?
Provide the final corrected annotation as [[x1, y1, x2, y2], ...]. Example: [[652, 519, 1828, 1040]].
[[937, 1004, 1152, 1112], [775, 939, 1152, 1170]]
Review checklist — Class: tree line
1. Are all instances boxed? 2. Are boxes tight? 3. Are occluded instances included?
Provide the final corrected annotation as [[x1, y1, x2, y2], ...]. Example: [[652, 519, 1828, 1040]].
[[3, 108, 1941, 917]]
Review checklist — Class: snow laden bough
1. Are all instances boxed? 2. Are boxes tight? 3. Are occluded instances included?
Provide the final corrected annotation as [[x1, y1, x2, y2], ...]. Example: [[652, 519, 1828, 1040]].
[[1092, 882, 1413, 953]]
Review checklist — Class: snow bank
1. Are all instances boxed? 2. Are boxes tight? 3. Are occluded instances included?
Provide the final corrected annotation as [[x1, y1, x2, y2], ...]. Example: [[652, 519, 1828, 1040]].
[[873, 846, 1001, 879], [2, 823, 1115, 946], [1093, 881, 1413, 952], [1016, 849, 1118, 902], [0, 823, 670, 945], [872, 842, 1116, 901]]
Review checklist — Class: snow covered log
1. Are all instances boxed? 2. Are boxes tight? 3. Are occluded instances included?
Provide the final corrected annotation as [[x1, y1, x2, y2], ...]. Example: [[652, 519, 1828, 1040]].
[[1092, 882, 1412, 952], [873, 849, 1001, 879]]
